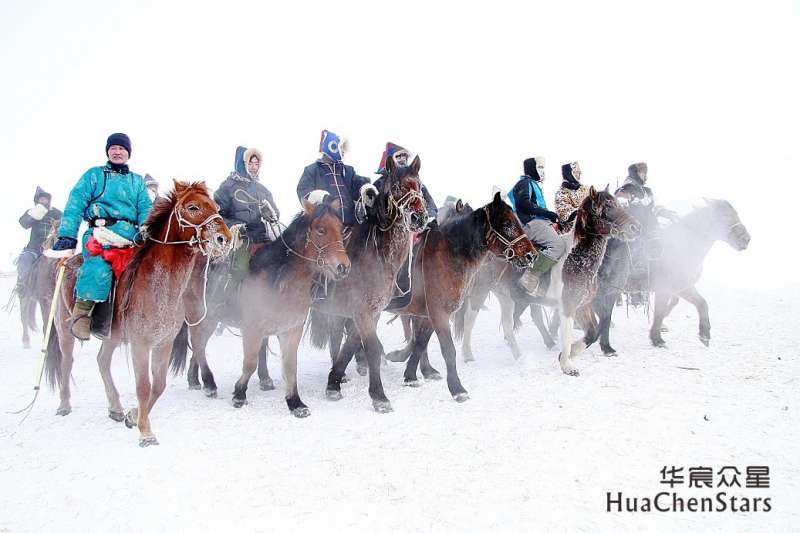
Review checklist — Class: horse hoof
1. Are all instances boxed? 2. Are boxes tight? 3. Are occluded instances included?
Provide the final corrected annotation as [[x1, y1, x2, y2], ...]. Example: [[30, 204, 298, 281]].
[[423, 371, 442, 381], [372, 400, 393, 413], [700, 336, 710, 347], [652, 340, 666, 348], [139, 436, 159, 448], [188, 383, 201, 391], [385, 350, 409, 363], [463, 353, 475, 363], [453, 392, 470, 403], [23, 341, 31, 350], [403, 379, 422, 387], [563, 368, 580, 377], [544, 342, 556, 350], [232, 397, 247, 408], [124, 409, 138, 429], [108, 410, 125, 422], [291, 406, 311, 418], [203, 387, 218, 398], [259, 379, 275, 391], [601, 350, 618, 357], [356, 364, 367, 376], [326, 389, 343, 401], [55, 407, 71, 416], [340, 374, 350, 383]]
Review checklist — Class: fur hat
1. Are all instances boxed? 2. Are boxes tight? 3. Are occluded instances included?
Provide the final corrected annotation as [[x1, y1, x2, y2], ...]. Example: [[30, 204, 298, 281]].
[[523, 157, 545, 181], [243, 147, 263, 165], [106, 132, 132, 156], [627, 162, 648, 182]]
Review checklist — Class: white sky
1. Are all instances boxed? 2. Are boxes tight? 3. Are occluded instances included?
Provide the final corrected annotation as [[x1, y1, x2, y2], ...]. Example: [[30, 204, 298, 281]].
[[1, 0, 798, 284]]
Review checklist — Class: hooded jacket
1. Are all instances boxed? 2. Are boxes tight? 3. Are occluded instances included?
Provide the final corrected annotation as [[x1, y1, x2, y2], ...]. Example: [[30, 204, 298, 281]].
[[19, 187, 63, 251], [510, 175, 552, 226], [555, 164, 589, 232], [214, 146, 280, 243]]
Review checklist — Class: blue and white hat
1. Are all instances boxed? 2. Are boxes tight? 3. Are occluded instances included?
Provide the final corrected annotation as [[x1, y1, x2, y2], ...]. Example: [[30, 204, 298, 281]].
[[319, 130, 347, 162]]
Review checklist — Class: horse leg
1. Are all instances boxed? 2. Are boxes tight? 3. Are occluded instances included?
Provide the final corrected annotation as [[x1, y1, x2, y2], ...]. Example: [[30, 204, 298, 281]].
[[97, 340, 124, 421], [571, 305, 599, 357], [21, 297, 31, 349], [594, 293, 619, 356], [430, 312, 469, 402], [55, 324, 75, 416], [325, 331, 359, 401], [461, 302, 480, 362], [498, 292, 524, 359], [135, 342, 171, 447], [355, 316, 392, 413], [278, 326, 309, 418], [125, 342, 159, 446], [548, 312, 560, 339], [530, 304, 556, 350], [257, 337, 275, 391], [679, 287, 711, 346], [187, 357, 201, 390], [558, 312, 579, 376], [232, 328, 261, 408], [405, 318, 435, 385], [188, 321, 217, 397], [649, 292, 672, 347]]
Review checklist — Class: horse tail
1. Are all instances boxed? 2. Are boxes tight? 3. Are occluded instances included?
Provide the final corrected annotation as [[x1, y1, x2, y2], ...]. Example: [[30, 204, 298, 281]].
[[452, 302, 467, 341], [169, 322, 190, 376], [308, 309, 331, 349], [44, 326, 63, 390]]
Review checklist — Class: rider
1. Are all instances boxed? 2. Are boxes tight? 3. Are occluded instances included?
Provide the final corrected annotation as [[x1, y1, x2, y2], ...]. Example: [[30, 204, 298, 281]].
[[215, 146, 280, 286], [554, 161, 590, 233], [374, 142, 438, 225], [614, 162, 678, 304], [509, 157, 565, 295], [144, 174, 160, 202], [296, 130, 376, 226], [16, 187, 62, 295], [50, 133, 153, 340]]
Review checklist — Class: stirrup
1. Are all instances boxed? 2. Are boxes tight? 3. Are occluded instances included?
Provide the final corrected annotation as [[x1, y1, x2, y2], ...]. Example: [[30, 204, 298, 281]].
[[69, 314, 92, 341]]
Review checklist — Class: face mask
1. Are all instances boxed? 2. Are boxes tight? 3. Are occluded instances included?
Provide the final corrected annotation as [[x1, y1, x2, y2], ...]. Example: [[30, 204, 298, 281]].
[[537, 165, 546, 181], [392, 151, 410, 167]]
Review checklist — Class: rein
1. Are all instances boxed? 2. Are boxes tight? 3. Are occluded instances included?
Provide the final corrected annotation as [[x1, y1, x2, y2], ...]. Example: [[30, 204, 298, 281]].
[[148, 205, 224, 256], [378, 187, 425, 232]]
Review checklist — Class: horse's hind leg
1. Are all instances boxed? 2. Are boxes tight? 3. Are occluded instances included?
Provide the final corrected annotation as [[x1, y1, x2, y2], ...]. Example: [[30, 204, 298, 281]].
[[187, 357, 201, 390], [431, 313, 469, 402], [278, 326, 309, 418], [232, 328, 262, 408], [406, 317, 435, 385], [325, 331, 359, 401], [461, 301, 480, 362], [257, 337, 274, 391], [56, 327, 75, 416], [20, 297, 31, 349], [649, 292, 672, 347], [594, 292, 619, 355], [97, 341, 124, 421], [573, 305, 599, 357], [353, 316, 392, 413], [530, 304, 556, 350], [558, 313, 579, 377], [189, 321, 218, 397], [498, 292, 524, 359], [678, 287, 711, 346]]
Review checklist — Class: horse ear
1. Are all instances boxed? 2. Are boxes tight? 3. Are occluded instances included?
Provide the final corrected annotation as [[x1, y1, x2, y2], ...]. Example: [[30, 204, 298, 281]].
[[604, 184, 610, 193], [456, 199, 464, 212], [301, 198, 316, 217], [410, 155, 421, 174], [589, 185, 597, 199], [492, 191, 503, 207], [173, 179, 187, 194], [329, 196, 342, 213], [386, 155, 396, 176]]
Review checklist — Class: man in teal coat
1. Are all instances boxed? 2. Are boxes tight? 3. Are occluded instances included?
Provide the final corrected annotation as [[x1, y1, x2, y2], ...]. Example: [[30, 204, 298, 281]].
[[51, 132, 153, 340]]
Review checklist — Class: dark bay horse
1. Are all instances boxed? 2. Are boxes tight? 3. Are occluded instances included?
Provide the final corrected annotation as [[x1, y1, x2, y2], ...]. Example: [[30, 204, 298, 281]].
[[556, 187, 640, 376], [385, 192, 535, 398], [594, 198, 750, 351], [308, 155, 428, 413], [171, 195, 351, 417], [17, 219, 60, 349], [46, 181, 231, 446]]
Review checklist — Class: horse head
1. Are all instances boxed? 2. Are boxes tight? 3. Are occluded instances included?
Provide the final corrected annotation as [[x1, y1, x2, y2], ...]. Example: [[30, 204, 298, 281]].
[[484, 191, 536, 268], [152, 180, 232, 258], [300, 195, 351, 280], [577, 186, 641, 242], [379, 155, 428, 232], [702, 198, 750, 251], [437, 197, 470, 225]]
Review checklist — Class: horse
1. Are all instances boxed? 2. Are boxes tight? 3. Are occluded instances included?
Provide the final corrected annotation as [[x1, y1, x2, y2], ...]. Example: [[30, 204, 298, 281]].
[[307, 155, 428, 413], [170, 194, 351, 417], [555, 186, 640, 376], [593, 198, 750, 352], [384, 192, 535, 398], [45, 181, 231, 446], [17, 219, 60, 349]]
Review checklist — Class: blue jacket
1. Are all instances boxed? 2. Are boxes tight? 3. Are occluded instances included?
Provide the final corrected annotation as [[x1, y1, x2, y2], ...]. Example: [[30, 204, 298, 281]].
[[59, 164, 153, 242], [509, 175, 552, 225], [296, 158, 370, 225]]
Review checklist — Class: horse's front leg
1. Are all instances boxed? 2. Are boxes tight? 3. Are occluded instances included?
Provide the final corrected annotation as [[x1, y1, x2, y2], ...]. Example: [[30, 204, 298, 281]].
[[649, 292, 672, 347], [498, 292, 524, 359], [594, 292, 619, 355], [530, 304, 556, 350], [571, 305, 598, 358], [354, 315, 392, 413], [430, 312, 469, 402], [461, 301, 480, 362], [232, 328, 262, 408], [278, 325, 309, 418], [55, 323, 75, 416], [406, 317, 436, 385], [126, 342, 159, 446], [679, 287, 711, 346], [97, 340, 124, 421], [325, 326, 359, 401], [257, 337, 274, 391], [558, 312, 579, 377]]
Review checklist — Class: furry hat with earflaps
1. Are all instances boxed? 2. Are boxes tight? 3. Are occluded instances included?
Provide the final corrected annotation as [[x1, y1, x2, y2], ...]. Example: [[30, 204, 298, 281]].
[[627, 162, 648, 183], [523, 157, 545, 181]]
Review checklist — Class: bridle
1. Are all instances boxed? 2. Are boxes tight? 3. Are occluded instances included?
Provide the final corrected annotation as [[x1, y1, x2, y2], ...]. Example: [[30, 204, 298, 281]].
[[148, 200, 225, 257], [483, 207, 527, 262], [379, 180, 426, 232], [280, 222, 346, 271]]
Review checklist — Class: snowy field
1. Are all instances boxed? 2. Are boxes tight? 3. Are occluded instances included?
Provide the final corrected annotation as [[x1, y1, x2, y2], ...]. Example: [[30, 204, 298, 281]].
[[0, 276, 797, 532]]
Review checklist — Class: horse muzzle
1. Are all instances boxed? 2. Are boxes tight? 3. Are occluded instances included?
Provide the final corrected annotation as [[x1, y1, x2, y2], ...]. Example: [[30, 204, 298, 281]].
[[328, 261, 351, 281]]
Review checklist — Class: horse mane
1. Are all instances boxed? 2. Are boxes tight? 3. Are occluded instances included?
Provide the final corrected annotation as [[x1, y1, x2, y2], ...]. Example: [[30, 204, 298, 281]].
[[118, 182, 206, 319], [437, 205, 486, 262], [250, 202, 342, 287]]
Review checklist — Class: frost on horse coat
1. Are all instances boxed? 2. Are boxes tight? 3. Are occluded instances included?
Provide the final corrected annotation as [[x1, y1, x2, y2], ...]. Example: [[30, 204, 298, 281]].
[[59, 165, 153, 302]]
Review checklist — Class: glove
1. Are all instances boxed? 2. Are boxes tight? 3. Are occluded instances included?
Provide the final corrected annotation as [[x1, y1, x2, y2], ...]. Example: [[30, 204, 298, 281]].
[[28, 204, 48, 221], [359, 184, 379, 208], [545, 210, 559, 223], [52, 236, 77, 251], [259, 201, 279, 222]]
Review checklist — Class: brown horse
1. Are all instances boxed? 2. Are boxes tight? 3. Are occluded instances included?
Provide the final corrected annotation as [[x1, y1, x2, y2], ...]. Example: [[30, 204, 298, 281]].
[[556, 186, 640, 376], [17, 219, 60, 349], [170, 194, 351, 417], [308, 156, 428, 413], [385, 192, 536, 398], [46, 181, 231, 446]]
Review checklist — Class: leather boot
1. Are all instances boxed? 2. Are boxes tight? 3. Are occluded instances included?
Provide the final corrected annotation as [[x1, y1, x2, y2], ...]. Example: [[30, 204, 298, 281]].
[[70, 299, 95, 341]]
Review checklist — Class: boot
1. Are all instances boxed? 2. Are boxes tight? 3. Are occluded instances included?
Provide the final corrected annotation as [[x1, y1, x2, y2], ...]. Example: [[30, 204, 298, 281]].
[[70, 299, 95, 341]]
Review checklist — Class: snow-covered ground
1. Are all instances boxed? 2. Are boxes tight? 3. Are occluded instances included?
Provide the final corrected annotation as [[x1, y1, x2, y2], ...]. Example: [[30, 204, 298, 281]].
[[0, 276, 797, 532]]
